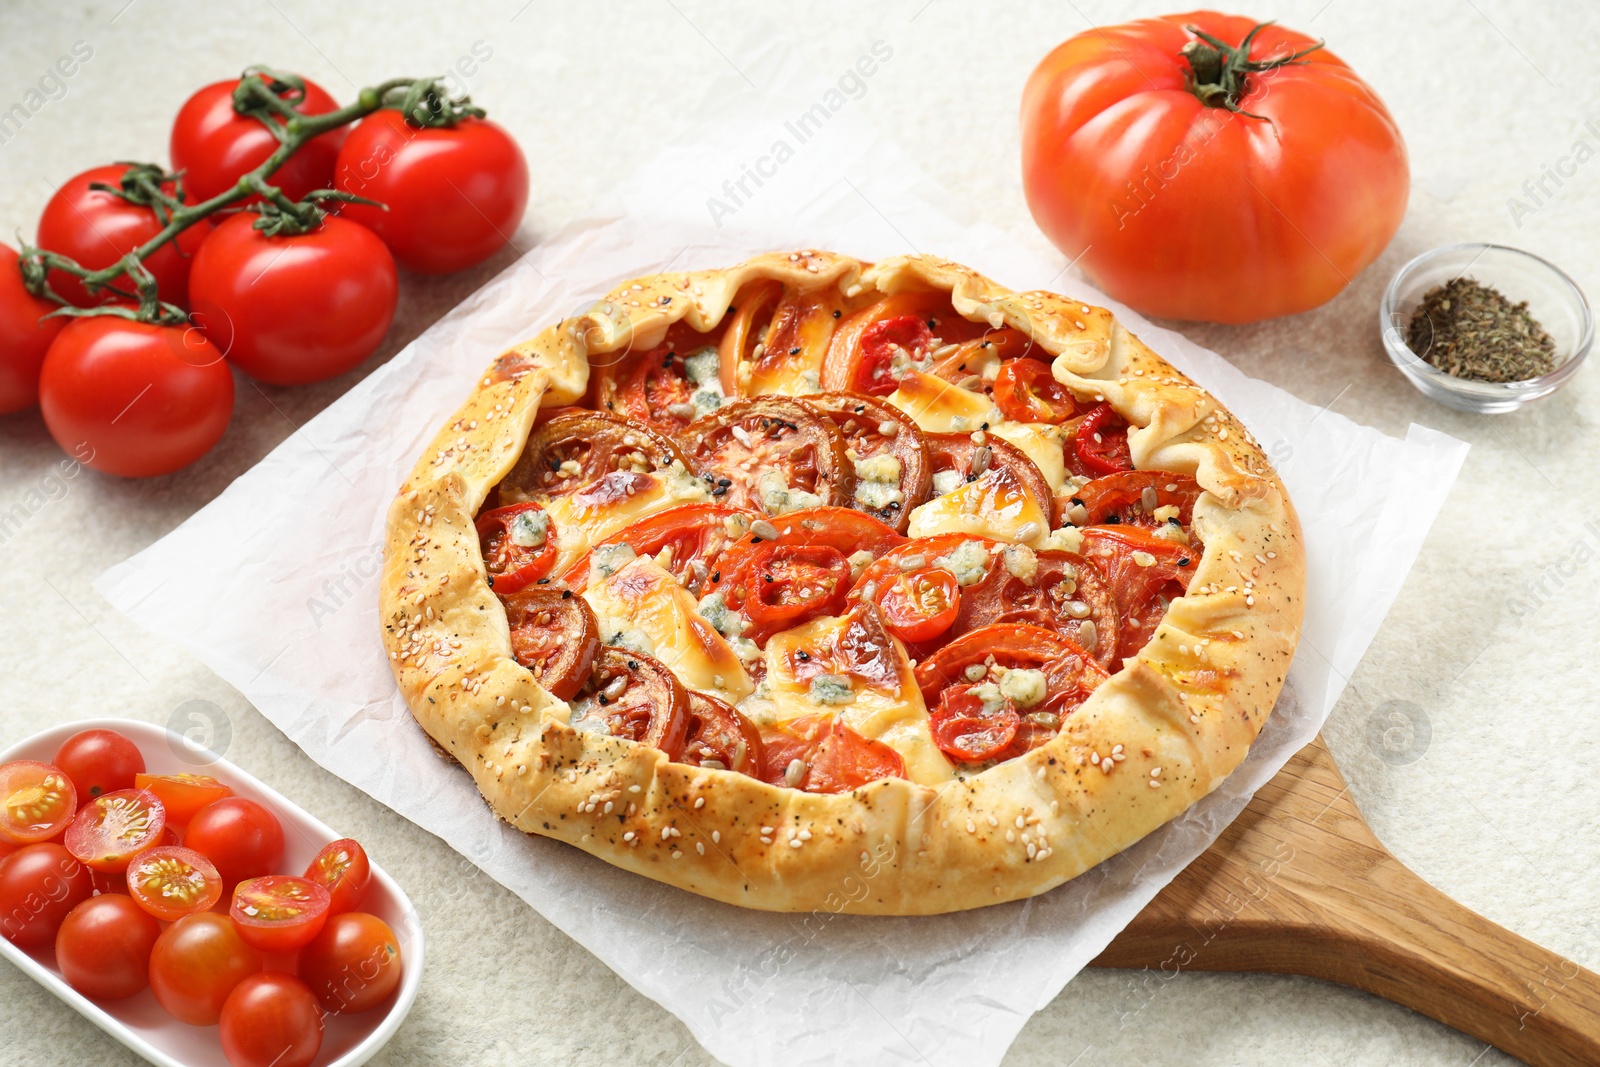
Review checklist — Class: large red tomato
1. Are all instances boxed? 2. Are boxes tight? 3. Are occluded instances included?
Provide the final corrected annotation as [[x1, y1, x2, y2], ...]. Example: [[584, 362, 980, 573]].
[[0, 244, 67, 414], [332, 110, 529, 274], [1021, 12, 1408, 323], [38, 318, 234, 478], [170, 75, 347, 204], [35, 165, 212, 309], [189, 212, 397, 385]]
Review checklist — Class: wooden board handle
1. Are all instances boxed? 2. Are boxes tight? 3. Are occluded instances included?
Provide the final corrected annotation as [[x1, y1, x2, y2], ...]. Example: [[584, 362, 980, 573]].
[[1095, 737, 1600, 1067]]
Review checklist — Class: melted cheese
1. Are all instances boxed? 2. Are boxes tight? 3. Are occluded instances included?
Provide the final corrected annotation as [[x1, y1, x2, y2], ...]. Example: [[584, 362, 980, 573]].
[[539, 467, 711, 576], [582, 557, 753, 702], [884, 371, 1000, 432], [747, 614, 954, 785], [907, 465, 1051, 547], [988, 419, 1069, 495]]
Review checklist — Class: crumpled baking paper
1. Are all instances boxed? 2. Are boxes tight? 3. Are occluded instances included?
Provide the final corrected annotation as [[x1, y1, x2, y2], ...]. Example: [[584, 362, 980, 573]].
[[96, 30, 1469, 1067]]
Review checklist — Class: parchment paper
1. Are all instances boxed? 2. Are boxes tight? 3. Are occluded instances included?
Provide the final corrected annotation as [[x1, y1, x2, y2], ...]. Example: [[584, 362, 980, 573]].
[[96, 31, 1469, 1067]]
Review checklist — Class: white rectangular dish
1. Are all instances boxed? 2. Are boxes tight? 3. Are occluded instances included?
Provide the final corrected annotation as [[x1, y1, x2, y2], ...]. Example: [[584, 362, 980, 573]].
[[0, 718, 425, 1067]]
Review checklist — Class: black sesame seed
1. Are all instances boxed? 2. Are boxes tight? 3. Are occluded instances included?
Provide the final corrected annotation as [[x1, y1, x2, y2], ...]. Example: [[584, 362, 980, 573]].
[[1105, 515, 1120, 524], [711, 571, 721, 582], [789, 347, 800, 355], [926, 318, 937, 329], [796, 650, 810, 661], [1179, 557, 1191, 566], [561, 590, 573, 599], [536, 577, 550, 585], [751, 537, 763, 544], [832, 309, 841, 318]]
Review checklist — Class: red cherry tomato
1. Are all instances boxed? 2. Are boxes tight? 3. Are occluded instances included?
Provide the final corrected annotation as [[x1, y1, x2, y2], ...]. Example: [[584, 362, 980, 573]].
[[230, 875, 331, 953], [127, 845, 223, 921], [38, 317, 234, 478], [132, 772, 232, 825], [304, 838, 371, 916], [170, 74, 347, 204], [53, 728, 145, 800], [55, 893, 161, 1001], [189, 212, 398, 386], [992, 359, 1079, 424], [739, 543, 852, 632], [1070, 403, 1134, 477], [63, 789, 166, 874], [0, 761, 77, 845], [149, 911, 263, 1025], [184, 797, 284, 888], [475, 502, 559, 595], [0, 842, 94, 946], [333, 109, 529, 274], [220, 973, 325, 1067], [35, 164, 211, 308], [929, 686, 1020, 763], [297, 910, 403, 1014], [876, 567, 962, 644], [0, 244, 67, 413]]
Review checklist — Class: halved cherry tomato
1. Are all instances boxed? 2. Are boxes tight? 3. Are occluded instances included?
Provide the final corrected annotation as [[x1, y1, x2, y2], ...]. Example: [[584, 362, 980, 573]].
[[63, 789, 166, 874], [297, 911, 402, 1014], [502, 587, 601, 701], [877, 567, 961, 644], [823, 290, 990, 395], [183, 797, 284, 888], [476, 502, 558, 595], [589, 319, 732, 424], [0, 842, 94, 946], [560, 503, 754, 595], [53, 729, 144, 801], [849, 533, 1000, 612], [759, 716, 905, 793], [684, 396, 852, 515], [55, 893, 161, 1001], [305, 838, 371, 917], [1071, 402, 1134, 476], [568, 649, 691, 759], [993, 359, 1079, 423], [231, 875, 332, 953], [220, 972, 325, 1067], [127, 845, 223, 922], [681, 692, 765, 776], [0, 761, 76, 845], [709, 507, 906, 612], [132, 772, 232, 825], [1074, 471, 1203, 530], [742, 543, 852, 627], [149, 911, 263, 1025], [929, 686, 1020, 763], [1079, 526, 1197, 661], [848, 314, 929, 396]]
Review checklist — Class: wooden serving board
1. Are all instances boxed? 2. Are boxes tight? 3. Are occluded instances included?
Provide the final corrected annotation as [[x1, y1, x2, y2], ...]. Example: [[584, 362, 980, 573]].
[[1094, 736, 1600, 1066]]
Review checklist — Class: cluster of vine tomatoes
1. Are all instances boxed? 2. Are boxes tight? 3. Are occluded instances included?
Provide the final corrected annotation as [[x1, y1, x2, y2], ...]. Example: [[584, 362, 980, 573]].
[[0, 728, 402, 1067], [1, 70, 528, 479]]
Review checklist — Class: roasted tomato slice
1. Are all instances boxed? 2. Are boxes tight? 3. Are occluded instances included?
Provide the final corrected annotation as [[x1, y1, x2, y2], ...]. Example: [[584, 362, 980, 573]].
[[0, 760, 77, 845], [1069, 402, 1134, 476], [683, 396, 852, 515], [127, 845, 223, 922], [923, 431, 1057, 528], [681, 692, 764, 776], [746, 286, 843, 396], [876, 566, 962, 645], [717, 279, 783, 392], [132, 773, 232, 826], [742, 542, 852, 628], [230, 875, 331, 953], [804, 391, 931, 531], [475, 502, 558, 595], [1073, 471, 1203, 531], [1079, 526, 1197, 662], [502, 587, 602, 700], [914, 623, 1103, 705], [63, 789, 167, 874], [304, 838, 372, 916], [953, 548, 1121, 669], [569, 648, 691, 759], [498, 410, 688, 502], [760, 715, 905, 793], [822, 290, 989, 395], [992, 359, 1079, 424], [559, 503, 755, 595]]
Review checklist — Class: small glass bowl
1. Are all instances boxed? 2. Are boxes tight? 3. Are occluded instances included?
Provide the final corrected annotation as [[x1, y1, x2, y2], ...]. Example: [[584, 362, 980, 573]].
[[1379, 243, 1591, 414]]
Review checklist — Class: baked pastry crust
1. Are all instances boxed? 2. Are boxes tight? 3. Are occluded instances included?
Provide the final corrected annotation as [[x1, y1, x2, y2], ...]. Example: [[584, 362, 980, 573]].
[[380, 251, 1305, 914]]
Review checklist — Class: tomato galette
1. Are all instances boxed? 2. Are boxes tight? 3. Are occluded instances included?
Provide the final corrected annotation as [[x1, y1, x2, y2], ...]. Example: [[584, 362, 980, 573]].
[[381, 252, 1304, 914]]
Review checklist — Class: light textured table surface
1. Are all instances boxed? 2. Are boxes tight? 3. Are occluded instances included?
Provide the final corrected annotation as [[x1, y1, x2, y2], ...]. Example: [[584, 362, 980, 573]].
[[3, 1, 1598, 1064]]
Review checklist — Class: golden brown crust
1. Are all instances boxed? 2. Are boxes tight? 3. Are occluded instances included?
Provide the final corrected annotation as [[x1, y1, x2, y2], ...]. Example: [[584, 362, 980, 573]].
[[380, 251, 1306, 914]]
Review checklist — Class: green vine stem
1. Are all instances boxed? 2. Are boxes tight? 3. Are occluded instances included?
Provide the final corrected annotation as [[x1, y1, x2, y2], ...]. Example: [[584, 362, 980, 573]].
[[1180, 22, 1324, 120], [19, 67, 485, 324]]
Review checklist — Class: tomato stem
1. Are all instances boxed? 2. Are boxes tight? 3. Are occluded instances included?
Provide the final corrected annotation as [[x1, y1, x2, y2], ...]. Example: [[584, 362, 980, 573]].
[[1180, 21, 1324, 120], [17, 67, 487, 323]]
